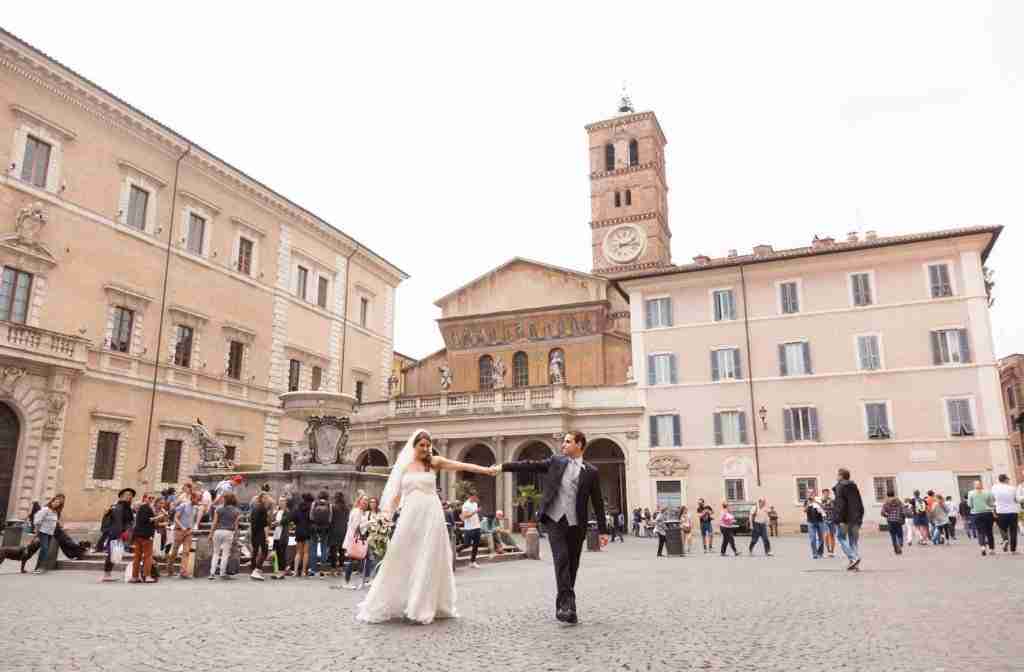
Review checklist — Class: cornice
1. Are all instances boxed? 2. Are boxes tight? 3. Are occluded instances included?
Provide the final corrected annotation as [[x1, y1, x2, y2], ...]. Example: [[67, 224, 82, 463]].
[[284, 342, 330, 365], [591, 211, 672, 240], [167, 304, 210, 323], [229, 215, 266, 237], [584, 110, 667, 146], [0, 30, 408, 286], [589, 160, 662, 181], [10, 103, 77, 140], [103, 282, 154, 305]]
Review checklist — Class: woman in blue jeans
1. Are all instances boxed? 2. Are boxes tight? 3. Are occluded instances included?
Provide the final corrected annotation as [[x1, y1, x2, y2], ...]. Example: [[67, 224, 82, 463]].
[[32, 494, 64, 574]]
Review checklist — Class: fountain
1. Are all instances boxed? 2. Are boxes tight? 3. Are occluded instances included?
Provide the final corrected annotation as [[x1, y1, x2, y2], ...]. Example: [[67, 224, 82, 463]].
[[189, 390, 388, 503]]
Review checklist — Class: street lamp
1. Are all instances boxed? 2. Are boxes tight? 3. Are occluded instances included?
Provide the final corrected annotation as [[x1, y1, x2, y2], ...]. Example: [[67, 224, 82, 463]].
[[758, 405, 768, 430]]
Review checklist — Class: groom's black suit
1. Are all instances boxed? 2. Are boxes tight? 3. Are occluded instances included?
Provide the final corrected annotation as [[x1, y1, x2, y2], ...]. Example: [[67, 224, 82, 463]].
[[501, 454, 608, 617]]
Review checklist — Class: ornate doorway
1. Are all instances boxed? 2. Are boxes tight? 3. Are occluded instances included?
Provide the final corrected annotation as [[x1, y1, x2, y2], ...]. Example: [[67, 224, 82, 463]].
[[513, 441, 553, 525], [0, 403, 20, 523], [457, 444, 496, 513], [586, 438, 626, 518]]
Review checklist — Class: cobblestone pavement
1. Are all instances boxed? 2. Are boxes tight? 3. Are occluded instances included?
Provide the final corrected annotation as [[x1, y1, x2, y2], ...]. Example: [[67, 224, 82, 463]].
[[2, 533, 1022, 671]]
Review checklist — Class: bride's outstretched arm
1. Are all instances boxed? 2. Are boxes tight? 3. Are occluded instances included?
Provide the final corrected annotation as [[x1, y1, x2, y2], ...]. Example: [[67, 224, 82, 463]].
[[431, 455, 497, 476]]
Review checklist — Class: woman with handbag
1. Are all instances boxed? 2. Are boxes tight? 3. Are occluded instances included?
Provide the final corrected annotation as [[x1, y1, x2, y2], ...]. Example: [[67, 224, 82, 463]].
[[719, 501, 740, 557], [342, 495, 370, 588]]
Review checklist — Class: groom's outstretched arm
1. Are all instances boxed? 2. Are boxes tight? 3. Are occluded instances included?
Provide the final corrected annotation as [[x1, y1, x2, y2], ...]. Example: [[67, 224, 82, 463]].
[[499, 457, 554, 474]]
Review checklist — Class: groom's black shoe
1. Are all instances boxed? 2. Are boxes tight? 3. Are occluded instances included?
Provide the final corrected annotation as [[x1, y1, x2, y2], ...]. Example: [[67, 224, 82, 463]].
[[555, 607, 570, 623], [564, 609, 578, 624]]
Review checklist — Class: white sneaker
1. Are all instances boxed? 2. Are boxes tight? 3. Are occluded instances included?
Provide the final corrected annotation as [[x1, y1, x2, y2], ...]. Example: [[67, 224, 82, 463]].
[[250, 570, 265, 581], [470, 562, 481, 569]]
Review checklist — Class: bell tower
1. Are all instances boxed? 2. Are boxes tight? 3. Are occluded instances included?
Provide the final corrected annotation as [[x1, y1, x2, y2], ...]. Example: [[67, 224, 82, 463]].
[[586, 94, 671, 275]]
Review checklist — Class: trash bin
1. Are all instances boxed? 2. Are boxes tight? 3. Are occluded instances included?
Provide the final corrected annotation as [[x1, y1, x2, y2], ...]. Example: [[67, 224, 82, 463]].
[[586, 521, 601, 552], [3, 520, 25, 548], [664, 520, 684, 557]]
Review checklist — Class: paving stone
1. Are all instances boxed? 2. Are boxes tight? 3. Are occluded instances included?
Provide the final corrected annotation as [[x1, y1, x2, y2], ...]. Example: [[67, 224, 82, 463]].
[[1, 535, 1021, 670]]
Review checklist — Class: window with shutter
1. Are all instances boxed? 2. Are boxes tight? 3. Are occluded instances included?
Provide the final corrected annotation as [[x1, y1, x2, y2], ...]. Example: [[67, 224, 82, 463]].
[[93, 431, 119, 480], [21, 136, 51, 188], [317, 276, 329, 309], [0, 267, 33, 324], [857, 335, 881, 371], [161, 439, 182, 483], [725, 479, 745, 502], [780, 281, 800, 314], [865, 402, 891, 439], [288, 359, 301, 392], [173, 325, 193, 368], [295, 266, 308, 300], [126, 185, 149, 230], [786, 407, 818, 441], [781, 342, 807, 376], [187, 213, 205, 255], [947, 399, 974, 436], [716, 411, 745, 445], [237, 237, 254, 275], [645, 298, 672, 328], [932, 329, 969, 364], [110, 306, 134, 353], [651, 354, 675, 385], [711, 349, 739, 381], [873, 477, 897, 502], [796, 477, 818, 503], [712, 290, 736, 321], [227, 341, 244, 380], [851, 273, 873, 306], [311, 365, 322, 391], [928, 264, 953, 298], [478, 355, 494, 390], [650, 415, 678, 447]]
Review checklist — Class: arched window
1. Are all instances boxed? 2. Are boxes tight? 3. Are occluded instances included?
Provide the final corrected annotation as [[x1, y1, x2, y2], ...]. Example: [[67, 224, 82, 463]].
[[625, 189, 632, 206], [604, 143, 615, 171], [513, 351, 529, 387], [614, 191, 621, 207], [548, 348, 565, 384], [479, 355, 494, 390], [629, 139, 639, 166]]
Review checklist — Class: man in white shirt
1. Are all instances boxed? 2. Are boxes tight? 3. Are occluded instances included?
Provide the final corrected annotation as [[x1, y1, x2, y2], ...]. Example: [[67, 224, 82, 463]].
[[991, 474, 1021, 553], [458, 495, 482, 568]]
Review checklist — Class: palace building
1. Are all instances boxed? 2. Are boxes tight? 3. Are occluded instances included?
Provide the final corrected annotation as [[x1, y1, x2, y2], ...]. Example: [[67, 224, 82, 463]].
[[0, 29, 405, 526]]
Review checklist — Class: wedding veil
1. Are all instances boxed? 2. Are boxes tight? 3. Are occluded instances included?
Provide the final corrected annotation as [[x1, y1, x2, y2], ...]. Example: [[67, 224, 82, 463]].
[[379, 428, 429, 515]]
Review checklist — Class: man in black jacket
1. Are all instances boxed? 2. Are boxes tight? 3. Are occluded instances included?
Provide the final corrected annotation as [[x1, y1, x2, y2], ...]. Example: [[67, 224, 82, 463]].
[[497, 431, 608, 624], [100, 487, 135, 582], [833, 468, 865, 571]]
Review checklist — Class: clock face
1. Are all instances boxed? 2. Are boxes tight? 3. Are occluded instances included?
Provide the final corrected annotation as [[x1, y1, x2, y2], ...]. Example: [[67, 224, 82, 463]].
[[603, 225, 646, 264]]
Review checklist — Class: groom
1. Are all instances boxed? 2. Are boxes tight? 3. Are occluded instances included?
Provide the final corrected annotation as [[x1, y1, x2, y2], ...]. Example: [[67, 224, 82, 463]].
[[496, 430, 609, 624]]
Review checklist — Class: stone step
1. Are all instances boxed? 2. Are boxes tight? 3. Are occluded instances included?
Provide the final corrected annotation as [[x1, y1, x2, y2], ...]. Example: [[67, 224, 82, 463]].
[[454, 551, 526, 567]]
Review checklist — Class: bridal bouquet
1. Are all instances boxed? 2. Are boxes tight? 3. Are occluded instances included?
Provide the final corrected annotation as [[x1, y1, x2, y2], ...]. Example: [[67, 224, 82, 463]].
[[367, 516, 393, 560]]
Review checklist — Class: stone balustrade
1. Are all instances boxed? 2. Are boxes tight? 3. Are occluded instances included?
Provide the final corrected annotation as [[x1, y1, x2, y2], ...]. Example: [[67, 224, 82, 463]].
[[387, 384, 639, 417], [2, 321, 90, 367]]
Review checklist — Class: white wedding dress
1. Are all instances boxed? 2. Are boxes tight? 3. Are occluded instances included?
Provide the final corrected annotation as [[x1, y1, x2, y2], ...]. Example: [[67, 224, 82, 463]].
[[356, 471, 459, 624]]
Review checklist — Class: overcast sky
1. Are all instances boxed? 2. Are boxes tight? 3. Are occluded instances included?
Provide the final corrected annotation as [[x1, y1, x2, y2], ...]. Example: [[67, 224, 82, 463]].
[[5, 2, 1022, 359]]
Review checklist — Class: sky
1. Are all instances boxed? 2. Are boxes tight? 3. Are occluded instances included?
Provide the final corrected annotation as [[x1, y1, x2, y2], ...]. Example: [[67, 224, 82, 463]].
[[5, 2, 1022, 359]]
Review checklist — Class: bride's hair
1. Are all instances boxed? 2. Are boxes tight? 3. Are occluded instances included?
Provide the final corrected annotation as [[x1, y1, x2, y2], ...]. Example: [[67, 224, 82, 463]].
[[413, 430, 437, 471]]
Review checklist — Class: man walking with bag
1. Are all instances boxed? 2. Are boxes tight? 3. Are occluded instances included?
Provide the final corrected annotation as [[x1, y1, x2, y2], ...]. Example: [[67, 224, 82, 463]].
[[749, 497, 772, 556], [834, 468, 865, 571]]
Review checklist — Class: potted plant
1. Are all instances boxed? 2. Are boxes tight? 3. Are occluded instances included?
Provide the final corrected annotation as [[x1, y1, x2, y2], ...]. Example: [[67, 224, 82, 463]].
[[514, 485, 543, 534]]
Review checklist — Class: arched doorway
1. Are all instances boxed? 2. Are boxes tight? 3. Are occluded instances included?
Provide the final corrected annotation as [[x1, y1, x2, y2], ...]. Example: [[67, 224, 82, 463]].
[[586, 438, 626, 519], [0, 403, 20, 523], [457, 444, 496, 513], [355, 449, 389, 471], [513, 441, 553, 525]]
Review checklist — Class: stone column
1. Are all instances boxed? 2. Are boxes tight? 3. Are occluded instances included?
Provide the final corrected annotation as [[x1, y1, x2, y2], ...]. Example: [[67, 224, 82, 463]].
[[493, 435, 506, 518], [624, 430, 641, 517]]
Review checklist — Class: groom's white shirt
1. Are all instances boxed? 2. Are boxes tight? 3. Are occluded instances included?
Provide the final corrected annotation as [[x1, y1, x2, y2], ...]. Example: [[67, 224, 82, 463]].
[[547, 457, 583, 526]]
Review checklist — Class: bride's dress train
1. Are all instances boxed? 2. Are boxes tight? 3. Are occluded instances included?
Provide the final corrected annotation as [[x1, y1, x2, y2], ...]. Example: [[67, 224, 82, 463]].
[[356, 471, 458, 624]]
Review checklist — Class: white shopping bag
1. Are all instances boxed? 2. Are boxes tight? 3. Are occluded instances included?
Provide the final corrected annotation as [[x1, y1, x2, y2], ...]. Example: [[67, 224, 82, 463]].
[[109, 539, 124, 564], [123, 562, 134, 583]]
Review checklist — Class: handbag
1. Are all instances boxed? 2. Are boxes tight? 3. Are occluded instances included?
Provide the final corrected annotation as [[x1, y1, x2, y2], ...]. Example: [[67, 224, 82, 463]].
[[348, 537, 368, 561]]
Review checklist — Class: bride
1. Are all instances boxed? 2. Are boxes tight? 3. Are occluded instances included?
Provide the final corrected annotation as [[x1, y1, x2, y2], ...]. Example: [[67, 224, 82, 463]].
[[356, 428, 496, 624]]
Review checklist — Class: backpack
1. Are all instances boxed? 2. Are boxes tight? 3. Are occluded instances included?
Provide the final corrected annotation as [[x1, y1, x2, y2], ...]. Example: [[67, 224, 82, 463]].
[[914, 498, 927, 515], [100, 505, 115, 533], [311, 500, 332, 527]]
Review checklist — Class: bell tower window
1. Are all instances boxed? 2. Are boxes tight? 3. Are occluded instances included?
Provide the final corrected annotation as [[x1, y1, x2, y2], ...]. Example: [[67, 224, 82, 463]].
[[604, 143, 615, 171], [614, 191, 621, 208], [625, 189, 632, 206], [629, 139, 639, 166]]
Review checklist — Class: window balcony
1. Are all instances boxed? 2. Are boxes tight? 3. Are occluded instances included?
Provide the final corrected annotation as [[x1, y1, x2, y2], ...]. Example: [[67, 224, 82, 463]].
[[0, 321, 89, 368]]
